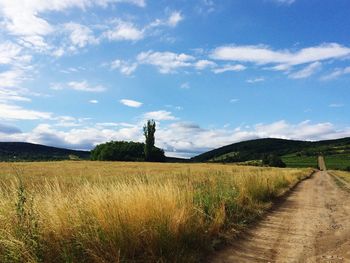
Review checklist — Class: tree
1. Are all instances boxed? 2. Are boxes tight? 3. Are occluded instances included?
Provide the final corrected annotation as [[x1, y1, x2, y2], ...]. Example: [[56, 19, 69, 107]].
[[91, 141, 144, 161], [262, 154, 286, 168], [143, 120, 156, 161]]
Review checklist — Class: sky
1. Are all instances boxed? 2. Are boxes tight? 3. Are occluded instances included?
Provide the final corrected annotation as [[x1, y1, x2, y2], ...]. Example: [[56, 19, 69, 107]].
[[0, 0, 349, 157]]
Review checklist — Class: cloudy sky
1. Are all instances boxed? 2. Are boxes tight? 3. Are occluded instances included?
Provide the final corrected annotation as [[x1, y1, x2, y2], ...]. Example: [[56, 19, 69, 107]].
[[0, 0, 349, 157]]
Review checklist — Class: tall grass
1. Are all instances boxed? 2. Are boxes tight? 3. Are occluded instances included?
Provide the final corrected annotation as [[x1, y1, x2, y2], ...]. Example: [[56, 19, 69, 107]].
[[0, 161, 310, 262]]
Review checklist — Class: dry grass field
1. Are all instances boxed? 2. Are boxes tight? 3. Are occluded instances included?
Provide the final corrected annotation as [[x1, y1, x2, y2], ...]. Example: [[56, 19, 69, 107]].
[[0, 161, 310, 262]]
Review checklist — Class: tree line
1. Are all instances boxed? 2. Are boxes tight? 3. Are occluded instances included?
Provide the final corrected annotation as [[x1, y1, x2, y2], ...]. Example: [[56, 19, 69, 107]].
[[91, 120, 165, 162]]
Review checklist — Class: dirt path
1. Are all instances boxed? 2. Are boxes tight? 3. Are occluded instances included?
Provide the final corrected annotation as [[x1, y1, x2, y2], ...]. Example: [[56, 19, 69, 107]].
[[210, 166, 350, 262]]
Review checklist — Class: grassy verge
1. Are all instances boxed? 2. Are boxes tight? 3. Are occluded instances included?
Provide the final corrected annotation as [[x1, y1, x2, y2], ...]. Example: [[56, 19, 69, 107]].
[[0, 161, 310, 262], [329, 170, 350, 192]]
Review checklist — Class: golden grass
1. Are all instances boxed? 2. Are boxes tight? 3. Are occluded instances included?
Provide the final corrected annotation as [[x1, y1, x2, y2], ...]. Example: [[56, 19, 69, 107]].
[[331, 170, 350, 183], [0, 161, 311, 262]]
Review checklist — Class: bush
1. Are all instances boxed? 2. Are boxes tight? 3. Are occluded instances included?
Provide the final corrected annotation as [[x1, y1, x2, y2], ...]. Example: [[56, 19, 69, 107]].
[[262, 154, 286, 168]]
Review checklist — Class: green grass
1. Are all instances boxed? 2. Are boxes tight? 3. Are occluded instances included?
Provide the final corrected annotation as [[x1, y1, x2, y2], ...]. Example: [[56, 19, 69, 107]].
[[282, 154, 318, 168], [323, 154, 350, 170]]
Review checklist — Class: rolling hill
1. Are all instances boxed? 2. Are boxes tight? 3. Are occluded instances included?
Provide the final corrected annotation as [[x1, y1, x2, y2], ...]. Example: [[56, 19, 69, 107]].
[[191, 137, 350, 170], [0, 142, 90, 161]]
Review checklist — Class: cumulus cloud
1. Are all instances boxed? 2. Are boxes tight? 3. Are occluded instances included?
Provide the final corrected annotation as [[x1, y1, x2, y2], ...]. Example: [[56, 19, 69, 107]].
[[120, 99, 143, 108], [143, 110, 176, 121], [289, 61, 322, 79], [104, 20, 144, 41], [110, 59, 138, 75], [167, 11, 183, 27], [64, 22, 99, 48], [137, 51, 195, 73], [149, 10, 184, 28], [194, 59, 217, 70], [157, 120, 350, 157], [0, 0, 145, 53], [1, 118, 349, 157], [0, 122, 143, 150]]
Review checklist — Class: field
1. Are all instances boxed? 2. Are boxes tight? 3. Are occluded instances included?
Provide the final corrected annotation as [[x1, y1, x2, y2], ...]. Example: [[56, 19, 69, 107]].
[[282, 154, 318, 168], [0, 161, 310, 262], [282, 153, 350, 170]]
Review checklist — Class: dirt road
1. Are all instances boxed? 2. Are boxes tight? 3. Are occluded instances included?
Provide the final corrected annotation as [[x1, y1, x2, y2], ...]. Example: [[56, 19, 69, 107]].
[[210, 161, 350, 262]]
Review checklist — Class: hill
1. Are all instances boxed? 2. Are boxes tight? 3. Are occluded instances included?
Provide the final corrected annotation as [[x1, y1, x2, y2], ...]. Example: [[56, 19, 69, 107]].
[[191, 137, 350, 170], [0, 142, 90, 161]]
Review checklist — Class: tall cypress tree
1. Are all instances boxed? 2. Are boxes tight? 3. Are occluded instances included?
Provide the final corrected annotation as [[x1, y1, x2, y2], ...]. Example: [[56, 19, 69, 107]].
[[143, 119, 156, 161]]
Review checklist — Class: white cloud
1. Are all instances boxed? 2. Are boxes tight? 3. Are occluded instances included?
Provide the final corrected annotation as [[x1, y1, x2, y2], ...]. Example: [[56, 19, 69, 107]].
[[68, 81, 106, 92], [157, 120, 350, 157], [0, 0, 145, 50], [211, 43, 350, 68], [230, 99, 239, 103], [271, 0, 295, 5], [64, 22, 99, 48], [51, 81, 106, 92], [180, 82, 190, 89], [137, 51, 195, 73], [0, 42, 23, 65], [321, 66, 350, 81], [0, 67, 37, 102], [247, 77, 265, 83], [0, 103, 52, 120], [110, 59, 138, 75], [212, 64, 246, 74], [1, 118, 350, 158], [329, 103, 344, 108], [167, 11, 183, 27], [89, 100, 99, 104], [289, 61, 322, 79], [0, 88, 31, 102], [195, 0, 215, 15], [0, 68, 25, 88], [120, 99, 143, 108], [104, 20, 144, 41], [0, 122, 143, 150], [195, 59, 217, 70], [149, 11, 184, 28], [143, 110, 176, 121]]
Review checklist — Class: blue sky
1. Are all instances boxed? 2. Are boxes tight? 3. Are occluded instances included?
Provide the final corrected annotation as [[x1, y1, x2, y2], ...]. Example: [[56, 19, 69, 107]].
[[0, 0, 349, 157]]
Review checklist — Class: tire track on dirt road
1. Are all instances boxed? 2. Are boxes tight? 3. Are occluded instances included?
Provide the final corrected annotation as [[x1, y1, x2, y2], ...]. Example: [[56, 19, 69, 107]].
[[210, 159, 350, 262]]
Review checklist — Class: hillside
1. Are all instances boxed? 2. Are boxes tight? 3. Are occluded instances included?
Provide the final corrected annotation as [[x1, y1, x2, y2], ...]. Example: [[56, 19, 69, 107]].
[[191, 137, 350, 169], [0, 142, 90, 161]]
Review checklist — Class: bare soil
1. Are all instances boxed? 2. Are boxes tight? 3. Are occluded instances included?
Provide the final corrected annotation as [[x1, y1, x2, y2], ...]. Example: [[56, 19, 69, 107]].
[[210, 169, 350, 262]]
